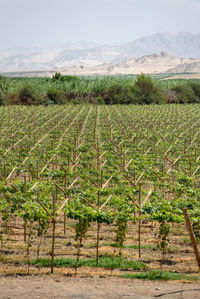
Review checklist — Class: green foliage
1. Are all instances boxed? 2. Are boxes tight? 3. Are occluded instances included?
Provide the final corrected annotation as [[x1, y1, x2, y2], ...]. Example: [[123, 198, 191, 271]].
[[52, 72, 62, 80], [105, 85, 123, 104], [18, 83, 38, 104], [113, 87, 135, 104], [104, 243, 154, 250], [157, 222, 170, 254], [29, 256, 147, 270], [0, 75, 5, 80], [187, 81, 200, 100], [0, 92, 6, 105], [95, 96, 105, 105], [133, 73, 165, 104], [1, 74, 200, 105], [173, 83, 199, 103], [46, 88, 66, 104], [121, 270, 199, 281], [52, 72, 80, 82], [192, 220, 200, 241]]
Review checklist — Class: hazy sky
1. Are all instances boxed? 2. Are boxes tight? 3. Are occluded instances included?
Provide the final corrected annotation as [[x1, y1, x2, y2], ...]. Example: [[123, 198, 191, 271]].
[[0, 0, 200, 49]]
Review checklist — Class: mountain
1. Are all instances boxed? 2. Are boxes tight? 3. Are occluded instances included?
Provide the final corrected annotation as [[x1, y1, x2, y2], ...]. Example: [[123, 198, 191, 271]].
[[166, 61, 200, 73], [1, 52, 200, 77], [58, 52, 199, 76], [106, 52, 198, 75], [120, 32, 200, 59], [0, 32, 200, 72]]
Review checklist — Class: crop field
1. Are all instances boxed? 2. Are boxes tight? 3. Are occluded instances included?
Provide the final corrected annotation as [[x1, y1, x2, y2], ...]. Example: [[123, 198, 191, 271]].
[[1, 75, 200, 95], [0, 104, 200, 279]]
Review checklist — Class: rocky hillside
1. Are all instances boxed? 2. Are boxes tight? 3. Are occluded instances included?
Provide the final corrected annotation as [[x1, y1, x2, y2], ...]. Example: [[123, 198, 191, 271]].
[[0, 32, 200, 72], [58, 52, 200, 76], [166, 61, 200, 73]]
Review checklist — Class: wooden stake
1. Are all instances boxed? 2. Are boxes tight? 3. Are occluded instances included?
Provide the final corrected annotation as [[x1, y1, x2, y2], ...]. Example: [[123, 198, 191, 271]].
[[96, 190, 100, 265], [24, 221, 27, 242], [138, 184, 141, 258], [3, 163, 6, 177], [183, 208, 200, 271], [23, 176, 27, 242], [51, 190, 56, 274], [36, 160, 39, 179], [64, 212, 66, 235]]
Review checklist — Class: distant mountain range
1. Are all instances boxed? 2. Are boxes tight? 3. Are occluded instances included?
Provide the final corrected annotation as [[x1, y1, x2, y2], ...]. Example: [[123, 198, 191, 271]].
[[57, 52, 200, 76], [2, 52, 199, 77], [0, 32, 200, 73]]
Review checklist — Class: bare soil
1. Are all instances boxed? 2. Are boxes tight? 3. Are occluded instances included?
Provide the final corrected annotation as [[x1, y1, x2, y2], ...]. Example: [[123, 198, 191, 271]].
[[165, 73, 200, 79], [0, 275, 200, 299]]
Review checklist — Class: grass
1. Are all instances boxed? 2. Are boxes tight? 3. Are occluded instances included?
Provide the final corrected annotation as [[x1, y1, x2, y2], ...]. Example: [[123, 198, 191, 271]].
[[103, 242, 154, 250], [121, 270, 199, 281], [29, 256, 147, 270], [182, 237, 200, 245]]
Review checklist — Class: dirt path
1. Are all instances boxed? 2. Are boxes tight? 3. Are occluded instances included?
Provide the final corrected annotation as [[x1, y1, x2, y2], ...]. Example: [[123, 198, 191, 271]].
[[0, 276, 200, 299]]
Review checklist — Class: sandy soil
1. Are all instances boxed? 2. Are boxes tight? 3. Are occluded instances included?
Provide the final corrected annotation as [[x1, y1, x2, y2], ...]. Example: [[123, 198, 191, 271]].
[[0, 275, 200, 299], [166, 73, 200, 79]]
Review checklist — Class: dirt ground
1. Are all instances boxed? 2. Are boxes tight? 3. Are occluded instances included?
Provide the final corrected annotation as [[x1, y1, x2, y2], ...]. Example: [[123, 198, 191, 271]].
[[164, 73, 200, 79], [0, 275, 200, 299], [1, 218, 199, 276], [1, 216, 200, 299]]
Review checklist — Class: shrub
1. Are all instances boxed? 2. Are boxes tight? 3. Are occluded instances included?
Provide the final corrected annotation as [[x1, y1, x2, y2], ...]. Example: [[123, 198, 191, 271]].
[[149, 86, 166, 104], [46, 89, 66, 104], [95, 96, 105, 105], [164, 89, 179, 104], [52, 72, 80, 82], [187, 82, 200, 101], [18, 83, 38, 105], [173, 84, 198, 103], [52, 72, 62, 80], [114, 87, 135, 104], [0, 92, 6, 105], [133, 73, 165, 104], [65, 92, 77, 100], [6, 92, 19, 105], [105, 85, 123, 104]]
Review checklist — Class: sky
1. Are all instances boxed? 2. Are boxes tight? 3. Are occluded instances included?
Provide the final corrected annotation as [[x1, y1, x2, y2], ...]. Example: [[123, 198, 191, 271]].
[[0, 0, 200, 49]]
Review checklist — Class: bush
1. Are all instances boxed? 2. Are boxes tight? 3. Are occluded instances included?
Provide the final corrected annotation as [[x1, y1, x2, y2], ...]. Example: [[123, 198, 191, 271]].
[[173, 84, 198, 103], [0, 92, 6, 105], [103, 75, 166, 105], [104, 85, 123, 104], [95, 96, 105, 105], [133, 73, 165, 104], [113, 87, 135, 104], [187, 82, 200, 101], [52, 72, 80, 82], [18, 83, 38, 105], [164, 89, 179, 104], [46, 89, 66, 104]]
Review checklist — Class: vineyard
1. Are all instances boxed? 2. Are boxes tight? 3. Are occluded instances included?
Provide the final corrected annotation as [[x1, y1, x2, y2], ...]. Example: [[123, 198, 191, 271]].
[[0, 104, 200, 279]]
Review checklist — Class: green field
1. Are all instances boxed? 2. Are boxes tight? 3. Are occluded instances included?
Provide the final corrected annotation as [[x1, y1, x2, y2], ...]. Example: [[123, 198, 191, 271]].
[[1, 74, 200, 93], [1, 74, 200, 105]]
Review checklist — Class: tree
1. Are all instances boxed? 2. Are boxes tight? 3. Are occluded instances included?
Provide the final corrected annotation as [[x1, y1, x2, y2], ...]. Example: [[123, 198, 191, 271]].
[[133, 73, 165, 104]]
